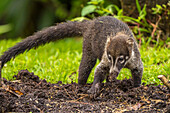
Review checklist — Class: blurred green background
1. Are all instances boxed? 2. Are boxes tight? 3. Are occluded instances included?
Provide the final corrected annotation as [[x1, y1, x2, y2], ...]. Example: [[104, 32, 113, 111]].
[[0, 0, 120, 39]]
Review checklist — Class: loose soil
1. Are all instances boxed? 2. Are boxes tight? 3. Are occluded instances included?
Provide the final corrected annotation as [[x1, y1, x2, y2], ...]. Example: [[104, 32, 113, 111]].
[[0, 70, 169, 112]]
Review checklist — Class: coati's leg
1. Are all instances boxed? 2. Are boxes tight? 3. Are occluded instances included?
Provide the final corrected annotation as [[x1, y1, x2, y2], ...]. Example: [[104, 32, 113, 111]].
[[78, 42, 97, 85], [87, 62, 109, 94], [131, 63, 143, 87]]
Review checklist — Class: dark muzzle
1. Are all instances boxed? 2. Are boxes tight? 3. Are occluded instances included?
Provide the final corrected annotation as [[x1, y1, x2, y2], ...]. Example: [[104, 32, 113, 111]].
[[108, 71, 119, 82]]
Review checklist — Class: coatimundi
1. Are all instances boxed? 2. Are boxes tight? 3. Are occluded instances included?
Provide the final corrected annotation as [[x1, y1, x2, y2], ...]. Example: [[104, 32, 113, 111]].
[[0, 16, 143, 95]]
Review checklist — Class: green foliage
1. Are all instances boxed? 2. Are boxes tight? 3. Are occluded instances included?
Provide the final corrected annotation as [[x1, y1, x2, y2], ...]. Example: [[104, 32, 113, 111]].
[[152, 3, 170, 15], [0, 0, 88, 38], [79, 0, 170, 47], [80, 0, 117, 18], [0, 24, 12, 35], [135, 0, 141, 13], [81, 0, 148, 25], [81, 5, 97, 17], [0, 39, 170, 85]]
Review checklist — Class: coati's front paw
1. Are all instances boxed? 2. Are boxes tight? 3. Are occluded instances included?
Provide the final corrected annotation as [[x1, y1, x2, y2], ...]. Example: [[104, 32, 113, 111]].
[[87, 83, 101, 98], [133, 78, 142, 87]]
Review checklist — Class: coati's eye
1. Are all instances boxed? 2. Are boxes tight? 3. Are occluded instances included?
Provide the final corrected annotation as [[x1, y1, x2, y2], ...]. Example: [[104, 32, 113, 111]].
[[118, 56, 125, 64], [107, 54, 112, 61]]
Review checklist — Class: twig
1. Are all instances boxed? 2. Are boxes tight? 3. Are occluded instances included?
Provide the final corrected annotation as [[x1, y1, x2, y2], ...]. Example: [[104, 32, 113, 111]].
[[33, 105, 41, 112], [64, 88, 75, 100], [66, 100, 94, 106], [70, 84, 78, 98], [35, 80, 43, 88], [156, 30, 162, 44], [158, 75, 170, 89], [2, 85, 22, 98], [147, 15, 161, 38], [76, 94, 89, 101]]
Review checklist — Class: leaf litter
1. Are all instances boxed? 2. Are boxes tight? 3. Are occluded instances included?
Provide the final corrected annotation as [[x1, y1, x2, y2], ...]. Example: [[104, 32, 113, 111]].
[[0, 70, 169, 112]]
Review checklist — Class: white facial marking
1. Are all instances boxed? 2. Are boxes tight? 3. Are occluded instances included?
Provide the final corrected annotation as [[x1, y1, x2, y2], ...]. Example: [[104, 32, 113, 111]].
[[131, 50, 135, 57], [110, 57, 119, 73], [126, 56, 129, 60], [109, 65, 113, 74], [124, 50, 135, 66]]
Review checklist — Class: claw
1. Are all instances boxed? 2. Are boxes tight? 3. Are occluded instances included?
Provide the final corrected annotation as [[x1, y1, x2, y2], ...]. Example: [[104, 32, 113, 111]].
[[87, 83, 101, 98]]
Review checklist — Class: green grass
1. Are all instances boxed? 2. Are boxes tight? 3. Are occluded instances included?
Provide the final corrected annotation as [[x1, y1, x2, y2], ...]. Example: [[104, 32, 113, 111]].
[[0, 38, 170, 85]]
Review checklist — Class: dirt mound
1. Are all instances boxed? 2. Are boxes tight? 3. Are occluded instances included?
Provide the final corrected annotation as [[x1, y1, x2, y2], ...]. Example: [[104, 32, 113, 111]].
[[0, 70, 169, 112]]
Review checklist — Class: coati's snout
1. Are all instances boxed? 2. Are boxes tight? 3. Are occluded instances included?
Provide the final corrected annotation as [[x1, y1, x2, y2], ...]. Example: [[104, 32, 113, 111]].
[[106, 34, 134, 81], [108, 55, 128, 80]]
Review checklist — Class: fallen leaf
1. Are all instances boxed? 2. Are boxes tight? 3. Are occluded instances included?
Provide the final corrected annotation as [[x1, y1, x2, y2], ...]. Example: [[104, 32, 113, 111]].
[[127, 103, 144, 111]]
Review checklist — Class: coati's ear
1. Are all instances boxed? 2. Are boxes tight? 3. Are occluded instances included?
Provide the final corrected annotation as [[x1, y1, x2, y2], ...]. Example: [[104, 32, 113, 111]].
[[126, 38, 134, 57], [126, 38, 134, 47], [107, 37, 111, 44]]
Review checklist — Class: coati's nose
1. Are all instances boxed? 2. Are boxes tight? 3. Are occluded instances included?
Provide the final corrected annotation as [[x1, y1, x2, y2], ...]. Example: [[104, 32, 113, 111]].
[[109, 66, 119, 76], [108, 71, 119, 82]]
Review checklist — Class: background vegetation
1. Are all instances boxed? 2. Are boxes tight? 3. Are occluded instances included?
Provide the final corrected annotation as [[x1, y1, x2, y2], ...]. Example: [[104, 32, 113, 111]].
[[0, 0, 119, 39], [0, 0, 169, 85]]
